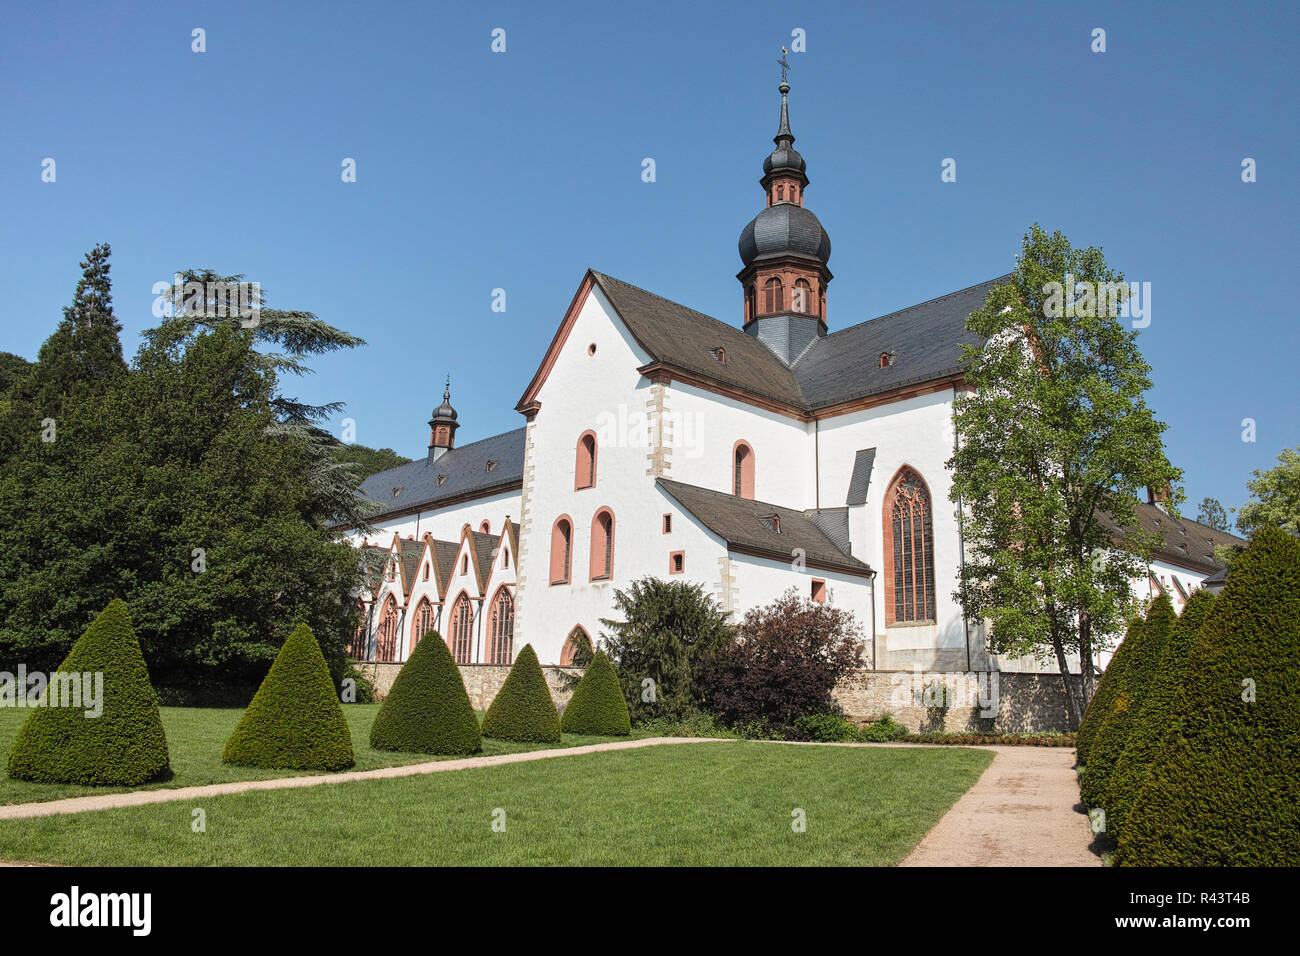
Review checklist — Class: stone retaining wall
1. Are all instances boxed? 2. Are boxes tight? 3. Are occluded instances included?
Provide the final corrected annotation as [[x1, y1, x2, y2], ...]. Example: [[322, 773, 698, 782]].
[[356, 661, 1079, 733]]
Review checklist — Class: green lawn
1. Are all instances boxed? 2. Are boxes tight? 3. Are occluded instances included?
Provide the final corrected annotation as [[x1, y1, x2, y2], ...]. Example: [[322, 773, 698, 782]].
[[0, 742, 993, 865], [0, 704, 649, 806]]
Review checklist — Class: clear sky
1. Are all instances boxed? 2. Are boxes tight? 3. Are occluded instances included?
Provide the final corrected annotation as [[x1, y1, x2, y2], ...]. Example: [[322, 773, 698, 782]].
[[1, 0, 1295, 518]]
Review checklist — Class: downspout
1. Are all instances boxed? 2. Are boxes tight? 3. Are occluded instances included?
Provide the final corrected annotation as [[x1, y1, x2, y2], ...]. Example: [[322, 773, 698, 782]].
[[814, 418, 820, 510], [953, 386, 971, 672]]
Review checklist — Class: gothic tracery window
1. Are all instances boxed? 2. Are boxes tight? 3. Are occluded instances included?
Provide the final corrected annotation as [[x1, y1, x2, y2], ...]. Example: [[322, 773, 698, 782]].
[[887, 468, 936, 624]]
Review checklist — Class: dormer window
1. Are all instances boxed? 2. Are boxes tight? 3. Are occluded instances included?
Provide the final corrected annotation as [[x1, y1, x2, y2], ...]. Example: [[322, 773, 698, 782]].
[[486, 459, 499, 473], [436, 474, 448, 486], [760, 513, 782, 534], [710, 347, 727, 365], [391, 487, 403, 498], [879, 351, 896, 368]]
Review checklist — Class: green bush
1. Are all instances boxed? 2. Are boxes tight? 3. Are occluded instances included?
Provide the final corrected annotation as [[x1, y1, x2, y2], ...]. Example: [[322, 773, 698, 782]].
[[1079, 595, 1175, 808], [859, 716, 909, 742], [481, 644, 561, 743], [369, 631, 481, 755], [601, 577, 734, 722], [633, 712, 737, 738], [1118, 527, 1300, 866], [1106, 589, 1216, 838], [792, 712, 861, 742], [1077, 614, 1144, 762], [222, 622, 355, 771], [6, 599, 170, 786], [560, 650, 631, 736]]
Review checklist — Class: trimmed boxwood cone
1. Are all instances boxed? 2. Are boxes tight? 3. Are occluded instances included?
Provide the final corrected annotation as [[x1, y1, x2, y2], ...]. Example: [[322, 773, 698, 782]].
[[222, 622, 354, 771], [1118, 527, 1300, 866], [560, 650, 631, 736], [6, 599, 170, 786], [370, 631, 481, 754], [481, 644, 561, 743], [1077, 614, 1143, 762], [1079, 595, 1175, 809], [1106, 589, 1216, 838]]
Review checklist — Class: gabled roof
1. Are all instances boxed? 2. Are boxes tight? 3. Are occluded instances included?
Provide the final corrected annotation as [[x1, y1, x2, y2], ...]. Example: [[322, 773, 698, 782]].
[[430, 537, 461, 597], [656, 478, 872, 577], [1100, 503, 1244, 574], [846, 448, 876, 506], [397, 537, 424, 596], [353, 428, 525, 523], [469, 529, 499, 591]]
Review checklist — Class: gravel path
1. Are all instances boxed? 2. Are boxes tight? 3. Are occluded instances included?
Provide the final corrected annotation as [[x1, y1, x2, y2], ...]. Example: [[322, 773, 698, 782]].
[[899, 745, 1100, 866]]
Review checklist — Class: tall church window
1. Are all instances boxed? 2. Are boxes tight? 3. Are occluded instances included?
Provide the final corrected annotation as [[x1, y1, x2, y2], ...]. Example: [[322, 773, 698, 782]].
[[885, 467, 936, 625], [589, 508, 615, 581], [486, 587, 514, 665], [410, 597, 433, 655], [376, 595, 400, 662], [550, 516, 573, 584], [763, 277, 783, 313], [575, 432, 597, 489], [448, 593, 473, 664], [733, 441, 755, 499]]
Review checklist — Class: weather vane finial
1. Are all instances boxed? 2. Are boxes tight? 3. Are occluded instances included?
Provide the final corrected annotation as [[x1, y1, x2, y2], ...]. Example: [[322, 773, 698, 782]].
[[778, 46, 792, 83]]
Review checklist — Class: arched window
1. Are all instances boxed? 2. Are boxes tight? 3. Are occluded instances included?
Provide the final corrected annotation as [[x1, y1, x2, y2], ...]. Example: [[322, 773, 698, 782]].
[[349, 602, 368, 659], [746, 284, 756, 321], [486, 587, 514, 665], [794, 278, 812, 314], [575, 432, 597, 489], [479, 520, 491, 534], [763, 277, 783, 314], [448, 593, 473, 664], [733, 441, 755, 499], [884, 467, 936, 625], [550, 516, 573, 584], [376, 595, 400, 662], [410, 597, 433, 655], [589, 508, 615, 581], [560, 626, 592, 666]]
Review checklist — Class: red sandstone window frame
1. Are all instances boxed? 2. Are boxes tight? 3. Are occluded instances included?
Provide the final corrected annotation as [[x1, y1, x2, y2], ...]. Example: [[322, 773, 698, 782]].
[[811, 579, 826, 603], [575, 431, 598, 490], [732, 440, 755, 500], [669, 551, 685, 574], [447, 592, 474, 664], [410, 596, 434, 656], [662, 513, 672, 534], [589, 507, 615, 582], [560, 626, 590, 666], [882, 466, 936, 626], [486, 586, 514, 665], [550, 515, 573, 585]]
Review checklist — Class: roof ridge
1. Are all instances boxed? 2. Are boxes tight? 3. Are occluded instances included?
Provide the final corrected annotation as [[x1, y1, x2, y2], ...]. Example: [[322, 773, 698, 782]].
[[657, 476, 808, 518], [592, 270, 749, 339]]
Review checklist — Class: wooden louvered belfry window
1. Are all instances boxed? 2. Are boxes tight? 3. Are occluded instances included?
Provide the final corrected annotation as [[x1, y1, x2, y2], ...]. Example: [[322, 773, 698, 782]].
[[890, 469, 935, 623], [763, 277, 783, 313]]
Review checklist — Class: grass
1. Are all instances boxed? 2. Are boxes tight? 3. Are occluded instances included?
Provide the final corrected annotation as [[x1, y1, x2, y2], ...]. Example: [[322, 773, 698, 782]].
[[0, 704, 650, 806], [0, 742, 993, 865]]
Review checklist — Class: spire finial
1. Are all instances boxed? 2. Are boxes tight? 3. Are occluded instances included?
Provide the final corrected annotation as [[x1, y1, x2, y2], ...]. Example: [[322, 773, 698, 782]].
[[778, 46, 792, 83], [443, 374, 450, 401]]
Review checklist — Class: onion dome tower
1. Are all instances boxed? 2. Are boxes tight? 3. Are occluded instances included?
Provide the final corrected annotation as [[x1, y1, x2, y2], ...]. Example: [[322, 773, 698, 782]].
[[737, 76, 832, 364], [428, 377, 459, 460]]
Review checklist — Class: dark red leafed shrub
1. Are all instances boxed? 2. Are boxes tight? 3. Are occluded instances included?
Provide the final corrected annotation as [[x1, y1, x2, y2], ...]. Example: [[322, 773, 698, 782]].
[[696, 589, 864, 727]]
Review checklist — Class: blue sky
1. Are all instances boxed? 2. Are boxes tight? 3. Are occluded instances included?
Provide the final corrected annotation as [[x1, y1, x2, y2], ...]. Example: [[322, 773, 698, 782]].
[[1, 0, 1295, 517]]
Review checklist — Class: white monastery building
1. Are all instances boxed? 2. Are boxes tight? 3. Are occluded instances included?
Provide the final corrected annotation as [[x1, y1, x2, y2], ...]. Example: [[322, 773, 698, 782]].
[[343, 80, 1241, 675]]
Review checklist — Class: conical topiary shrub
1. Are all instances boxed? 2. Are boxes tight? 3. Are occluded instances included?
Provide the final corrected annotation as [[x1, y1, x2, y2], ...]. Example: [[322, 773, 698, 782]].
[[370, 631, 481, 755], [560, 650, 631, 736], [6, 599, 169, 786], [481, 644, 561, 743], [1118, 527, 1300, 866], [222, 622, 354, 771], [1106, 588, 1216, 838], [1077, 614, 1144, 762], [1079, 594, 1175, 809]]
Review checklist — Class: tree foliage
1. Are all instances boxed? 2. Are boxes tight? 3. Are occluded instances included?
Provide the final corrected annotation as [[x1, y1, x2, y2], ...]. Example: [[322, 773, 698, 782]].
[[600, 577, 734, 722], [1235, 447, 1300, 537], [1196, 497, 1230, 532], [948, 224, 1180, 728]]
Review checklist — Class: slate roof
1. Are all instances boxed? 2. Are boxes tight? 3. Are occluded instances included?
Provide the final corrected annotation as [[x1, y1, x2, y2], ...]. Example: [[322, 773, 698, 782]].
[[355, 428, 526, 521], [656, 478, 872, 577], [470, 530, 499, 589], [591, 271, 1006, 415], [431, 538, 461, 596], [1099, 503, 1244, 574], [397, 538, 424, 595]]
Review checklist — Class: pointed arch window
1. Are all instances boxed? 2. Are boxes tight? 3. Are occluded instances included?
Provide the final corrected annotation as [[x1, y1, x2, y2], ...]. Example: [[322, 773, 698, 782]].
[[590, 508, 615, 581], [733, 441, 755, 499], [746, 284, 756, 321], [349, 602, 368, 659], [763, 277, 783, 314], [448, 593, 473, 664], [885, 468, 936, 625], [486, 587, 515, 665], [376, 595, 400, 662], [575, 431, 597, 490], [550, 516, 573, 585], [561, 626, 592, 666], [411, 597, 433, 655]]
